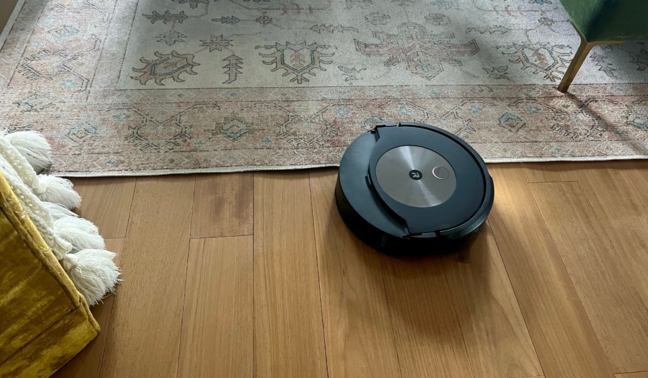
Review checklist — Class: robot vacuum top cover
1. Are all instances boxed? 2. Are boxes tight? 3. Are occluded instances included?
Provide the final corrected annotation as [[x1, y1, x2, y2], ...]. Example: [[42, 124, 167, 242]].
[[336, 122, 494, 256]]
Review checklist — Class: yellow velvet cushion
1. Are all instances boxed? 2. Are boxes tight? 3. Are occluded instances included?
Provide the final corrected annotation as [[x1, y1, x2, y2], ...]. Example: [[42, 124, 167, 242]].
[[0, 172, 99, 378]]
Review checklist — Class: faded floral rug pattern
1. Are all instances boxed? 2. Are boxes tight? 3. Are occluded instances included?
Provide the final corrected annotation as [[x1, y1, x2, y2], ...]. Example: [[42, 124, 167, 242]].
[[1, 0, 648, 175]]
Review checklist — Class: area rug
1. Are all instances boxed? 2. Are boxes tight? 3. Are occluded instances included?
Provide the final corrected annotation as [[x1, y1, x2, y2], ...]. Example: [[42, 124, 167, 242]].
[[0, 0, 647, 176]]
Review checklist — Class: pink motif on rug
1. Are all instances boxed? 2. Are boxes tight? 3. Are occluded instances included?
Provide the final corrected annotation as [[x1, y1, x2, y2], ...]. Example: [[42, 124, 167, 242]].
[[0, 0, 647, 176]]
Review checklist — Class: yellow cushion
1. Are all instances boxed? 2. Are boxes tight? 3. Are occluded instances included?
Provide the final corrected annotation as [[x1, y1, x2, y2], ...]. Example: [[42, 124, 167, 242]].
[[0, 172, 99, 378]]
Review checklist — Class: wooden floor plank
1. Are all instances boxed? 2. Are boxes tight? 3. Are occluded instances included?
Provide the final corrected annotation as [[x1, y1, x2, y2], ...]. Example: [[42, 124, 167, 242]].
[[570, 162, 648, 308], [71, 177, 136, 238], [623, 160, 648, 208], [531, 181, 648, 372], [308, 169, 401, 378], [100, 176, 195, 378], [191, 173, 253, 238], [253, 172, 327, 378], [520, 162, 579, 183], [442, 224, 543, 378], [616, 373, 648, 378], [50, 160, 648, 377], [52, 239, 124, 378], [487, 164, 613, 378], [178, 236, 253, 378], [380, 254, 472, 378]]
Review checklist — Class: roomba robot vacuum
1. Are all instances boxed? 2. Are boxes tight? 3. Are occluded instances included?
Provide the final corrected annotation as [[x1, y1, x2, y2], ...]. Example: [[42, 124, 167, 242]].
[[336, 122, 493, 257]]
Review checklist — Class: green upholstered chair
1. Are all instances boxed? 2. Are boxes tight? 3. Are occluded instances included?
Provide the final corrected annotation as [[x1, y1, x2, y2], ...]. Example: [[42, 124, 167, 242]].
[[557, 0, 648, 92]]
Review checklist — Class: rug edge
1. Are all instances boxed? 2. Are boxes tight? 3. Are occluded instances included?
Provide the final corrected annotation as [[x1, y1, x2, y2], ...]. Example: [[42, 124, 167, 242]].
[[51, 155, 648, 177]]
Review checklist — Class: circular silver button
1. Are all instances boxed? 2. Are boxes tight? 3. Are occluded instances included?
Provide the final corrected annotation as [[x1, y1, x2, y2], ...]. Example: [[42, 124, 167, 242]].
[[376, 146, 456, 208], [433, 166, 450, 179]]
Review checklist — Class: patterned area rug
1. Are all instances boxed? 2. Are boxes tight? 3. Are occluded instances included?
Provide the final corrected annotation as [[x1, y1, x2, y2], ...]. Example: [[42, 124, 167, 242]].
[[1, 0, 648, 176]]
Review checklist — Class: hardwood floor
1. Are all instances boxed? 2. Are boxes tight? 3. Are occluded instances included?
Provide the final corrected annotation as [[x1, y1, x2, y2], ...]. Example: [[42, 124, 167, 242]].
[[52, 161, 648, 378]]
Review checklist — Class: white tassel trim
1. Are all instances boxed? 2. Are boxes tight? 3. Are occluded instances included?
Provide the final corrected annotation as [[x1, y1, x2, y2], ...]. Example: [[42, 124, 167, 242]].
[[61, 253, 79, 270], [1, 142, 119, 307], [4, 131, 52, 173], [0, 136, 81, 209], [35, 175, 81, 210], [42, 202, 79, 221], [0, 155, 73, 260], [54, 216, 105, 252], [61, 250, 120, 306]]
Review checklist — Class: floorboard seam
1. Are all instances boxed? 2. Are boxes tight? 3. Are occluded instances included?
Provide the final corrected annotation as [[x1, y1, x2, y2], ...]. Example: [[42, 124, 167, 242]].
[[307, 171, 330, 378]]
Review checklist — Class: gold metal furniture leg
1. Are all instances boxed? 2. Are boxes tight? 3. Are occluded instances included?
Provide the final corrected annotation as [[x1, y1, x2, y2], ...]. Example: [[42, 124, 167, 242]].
[[558, 22, 624, 93], [558, 37, 595, 93]]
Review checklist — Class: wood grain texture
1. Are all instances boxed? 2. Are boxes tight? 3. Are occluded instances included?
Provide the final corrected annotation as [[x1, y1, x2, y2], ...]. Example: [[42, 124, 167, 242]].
[[52, 239, 124, 378], [100, 176, 195, 378], [570, 162, 648, 308], [72, 177, 136, 238], [380, 254, 472, 378], [487, 164, 613, 378], [46, 161, 648, 377], [308, 170, 401, 378], [253, 172, 327, 378], [623, 160, 648, 208], [442, 224, 542, 378], [616, 373, 648, 378], [520, 162, 578, 183], [191, 173, 253, 238], [178, 236, 253, 378], [531, 181, 648, 372]]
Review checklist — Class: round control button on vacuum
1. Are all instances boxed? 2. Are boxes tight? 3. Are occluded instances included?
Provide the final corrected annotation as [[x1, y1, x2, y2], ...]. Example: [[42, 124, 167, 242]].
[[433, 166, 450, 179]]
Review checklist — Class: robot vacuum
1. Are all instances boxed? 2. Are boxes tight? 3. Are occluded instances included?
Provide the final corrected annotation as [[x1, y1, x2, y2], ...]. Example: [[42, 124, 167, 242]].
[[335, 122, 494, 257]]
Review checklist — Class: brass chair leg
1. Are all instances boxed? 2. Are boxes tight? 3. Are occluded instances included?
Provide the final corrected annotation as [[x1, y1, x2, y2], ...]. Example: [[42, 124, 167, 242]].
[[558, 22, 624, 93], [558, 36, 595, 93]]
